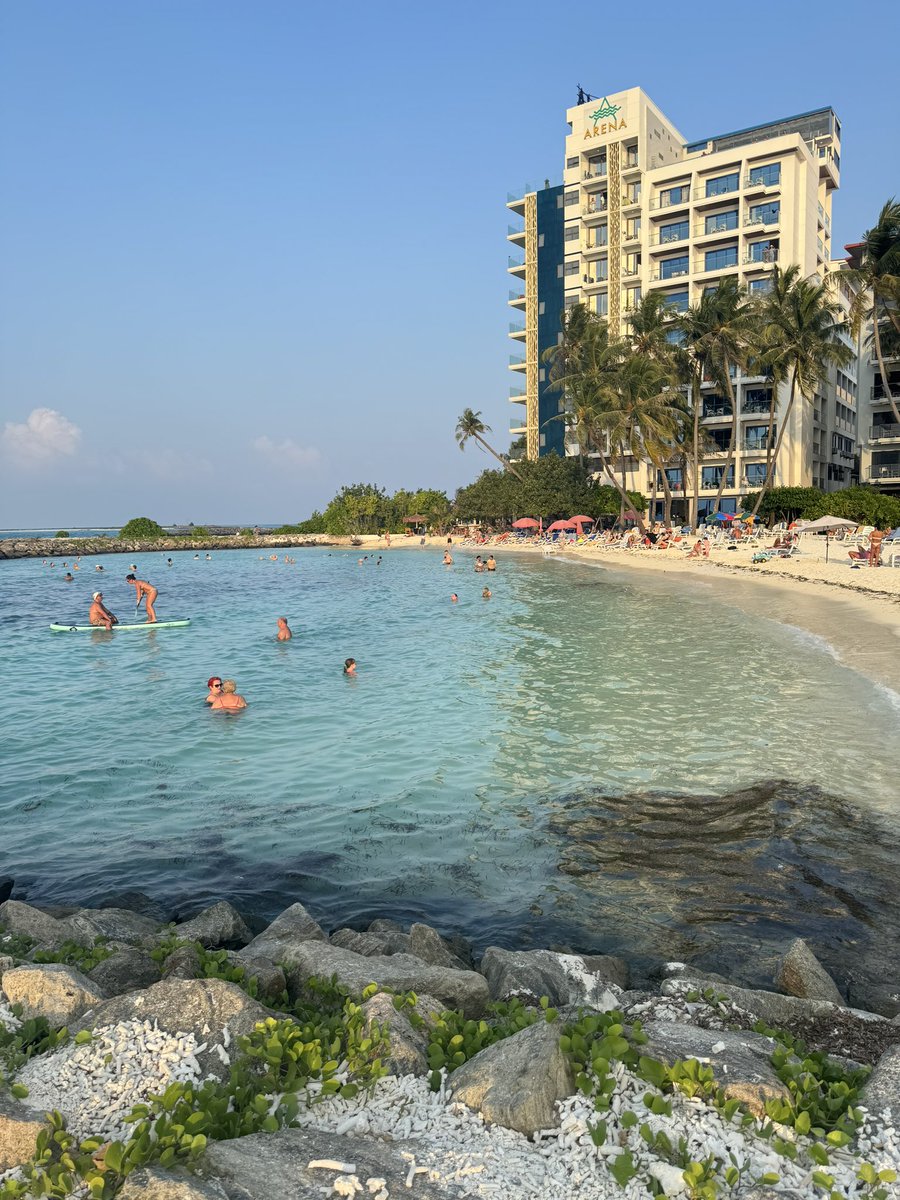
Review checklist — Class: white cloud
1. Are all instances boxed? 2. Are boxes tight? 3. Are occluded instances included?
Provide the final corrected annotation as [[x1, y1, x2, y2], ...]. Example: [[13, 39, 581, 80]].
[[252, 436, 321, 468], [2, 408, 82, 463]]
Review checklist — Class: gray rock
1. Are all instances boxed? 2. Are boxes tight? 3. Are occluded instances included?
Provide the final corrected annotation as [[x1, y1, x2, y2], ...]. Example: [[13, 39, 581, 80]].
[[238, 902, 325, 963], [2, 963, 106, 1026], [283, 943, 489, 1017], [89, 890, 171, 924], [71, 978, 271, 1080], [862, 1043, 900, 1118], [162, 945, 204, 980], [330, 928, 388, 956], [0, 956, 14, 979], [480, 947, 624, 1008], [118, 1166, 228, 1199], [409, 923, 467, 969], [737, 1191, 805, 1200], [581, 954, 630, 990], [853, 982, 900, 1020], [0, 877, 13, 904], [361, 992, 443, 1077], [60, 907, 161, 946], [175, 902, 251, 949], [661, 975, 881, 1031], [224, 952, 286, 1002], [0, 900, 68, 948], [643, 1021, 789, 1118], [368, 918, 404, 934], [449, 1019, 574, 1135], [0, 1093, 49, 1171], [88, 948, 159, 996], [774, 939, 844, 1006], [654, 961, 732, 986], [198, 1126, 458, 1199]]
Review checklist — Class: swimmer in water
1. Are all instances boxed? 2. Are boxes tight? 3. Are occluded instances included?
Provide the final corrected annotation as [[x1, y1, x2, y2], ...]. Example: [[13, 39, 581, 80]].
[[343, 658, 357, 676], [277, 616, 292, 641], [64, 572, 74, 582], [205, 676, 222, 704], [443, 551, 453, 565], [450, 593, 458, 603], [486, 555, 496, 571], [482, 587, 492, 599], [210, 679, 247, 710]]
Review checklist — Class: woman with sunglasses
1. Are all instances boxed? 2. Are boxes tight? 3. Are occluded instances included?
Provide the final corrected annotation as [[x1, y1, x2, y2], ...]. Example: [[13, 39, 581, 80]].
[[205, 677, 223, 705]]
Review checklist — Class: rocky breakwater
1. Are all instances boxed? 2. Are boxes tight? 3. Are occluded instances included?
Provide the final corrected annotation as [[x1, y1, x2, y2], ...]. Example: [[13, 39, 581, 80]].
[[0, 535, 334, 561], [0, 895, 899, 1198]]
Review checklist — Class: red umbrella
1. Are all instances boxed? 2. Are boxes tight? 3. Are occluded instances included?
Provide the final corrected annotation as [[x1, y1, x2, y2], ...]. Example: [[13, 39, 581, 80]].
[[569, 515, 594, 525], [512, 518, 540, 529], [546, 519, 576, 532]]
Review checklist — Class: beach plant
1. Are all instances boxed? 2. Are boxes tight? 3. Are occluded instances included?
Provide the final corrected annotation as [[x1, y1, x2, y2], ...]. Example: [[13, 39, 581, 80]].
[[32, 939, 113, 974], [0, 1011, 68, 1080], [55, 531, 69, 538], [0, 925, 37, 960], [424, 995, 554, 1091], [118, 517, 165, 540]]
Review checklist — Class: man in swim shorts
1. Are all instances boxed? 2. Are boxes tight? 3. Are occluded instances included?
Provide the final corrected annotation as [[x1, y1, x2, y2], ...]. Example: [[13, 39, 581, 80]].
[[89, 592, 118, 630], [125, 574, 158, 623]]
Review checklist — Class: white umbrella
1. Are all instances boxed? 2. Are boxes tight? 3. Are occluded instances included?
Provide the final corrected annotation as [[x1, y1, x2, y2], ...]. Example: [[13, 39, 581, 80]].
[[800, 516, 858, 532], [799, 515, 858, 563]]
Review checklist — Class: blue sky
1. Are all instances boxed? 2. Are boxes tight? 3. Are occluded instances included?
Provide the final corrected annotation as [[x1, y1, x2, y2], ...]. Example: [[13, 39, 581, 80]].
[[0, 0, 895, 527]]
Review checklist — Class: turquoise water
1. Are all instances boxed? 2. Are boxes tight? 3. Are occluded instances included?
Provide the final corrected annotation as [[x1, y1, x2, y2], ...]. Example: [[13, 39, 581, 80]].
[[2, 546, 898, 995]]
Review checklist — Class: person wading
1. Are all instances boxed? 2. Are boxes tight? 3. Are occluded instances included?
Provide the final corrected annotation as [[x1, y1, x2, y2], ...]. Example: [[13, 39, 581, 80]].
[[125, 574, 159, 623]]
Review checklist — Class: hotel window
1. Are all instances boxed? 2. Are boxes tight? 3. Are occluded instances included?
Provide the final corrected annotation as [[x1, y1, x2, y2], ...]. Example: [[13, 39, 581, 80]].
[[626, 286, 642, 309], [748, 201, 780, 226], [596, 260, 609, 281], [745, 463, 767, 485], [564, 295, 578, 309], [748, 163, 781, 187], [596, 293, 608, 316], [749, 278, 773, 295], [587, 156, 607, 177], [565, 225, 580, 242], [665, 290, 689, 313], [748, 240, 778, 263], [659, 219, 688, 244], [563, 260, 579, 275], [702, 466, 735, 488], [566, 156, 579, 169], [666, 327, 686, 345], [627, 218, 641, 239], [623, 253, 640, 276], [625, 146, 639, 168], [743, 388, 771, 414], [660, 254, 689, 280], [705, 210, 738, 234], [624, 181, 641, 202], [704, 245, 738, 271], [659, 185, 688, 207], [744, 424, 771, 450], [564, 191, 579, 207], [705, 172, 739, 197], [596, 226, 609, 247]]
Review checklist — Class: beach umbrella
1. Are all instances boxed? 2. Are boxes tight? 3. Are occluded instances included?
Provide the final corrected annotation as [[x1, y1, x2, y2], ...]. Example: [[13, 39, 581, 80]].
[[512, 518, 540, 529], [799, 516, 857, 532], [545, 519, 575, 532], [569, 515, 594, 524]]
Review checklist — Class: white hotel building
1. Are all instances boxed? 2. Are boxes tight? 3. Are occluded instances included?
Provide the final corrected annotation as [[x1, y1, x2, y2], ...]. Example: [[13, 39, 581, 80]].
[[507, 87, 862, 517]]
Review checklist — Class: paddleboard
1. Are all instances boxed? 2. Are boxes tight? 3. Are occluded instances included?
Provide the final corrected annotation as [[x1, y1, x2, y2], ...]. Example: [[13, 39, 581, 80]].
[[50, 619, 191, 632]]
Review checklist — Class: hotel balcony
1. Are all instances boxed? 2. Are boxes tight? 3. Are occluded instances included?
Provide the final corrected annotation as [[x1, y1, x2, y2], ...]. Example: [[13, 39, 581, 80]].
[[509, 421, 527, 435], [508, 354, 526, 372], [621, 155, 640, 174], [693, 185, 740, 207], [509, 388, 526, 404], [507, 256, 526, 279], [743, 174, 781, 195], [869, 463, 900, 481], [582, 273, 609, 291], [583, 169, 608, 192], [620, 192, 641, 210], [649, 230, 690, 250], [507, 290, 526, 310], [744, 213, 780, 230], [743, 249, 778, 266], [583, 240, 609, 259], [693, 220, 740, 244], [693, 257, 740, 280], [622, 228, 641, 246], [649, 266, 689, 283], [582, 201, 609, 223], [870, 423, 900, 442], [508, 321, 526, 341], [507, 224, 526, 247], [649, 192, 690, 213]]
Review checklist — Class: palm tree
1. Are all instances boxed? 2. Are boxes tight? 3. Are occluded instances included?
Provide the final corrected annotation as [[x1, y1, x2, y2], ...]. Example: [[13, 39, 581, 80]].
[[455, 409, 524, 481], [704, 278, 755, 514], [841, 199, 900, 425], [749, 265, 854, 518]]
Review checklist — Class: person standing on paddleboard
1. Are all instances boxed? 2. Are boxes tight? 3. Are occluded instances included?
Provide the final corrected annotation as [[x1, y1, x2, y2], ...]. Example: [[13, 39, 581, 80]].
[[89, 592, 118, 630], [125, 574, 158, 623]]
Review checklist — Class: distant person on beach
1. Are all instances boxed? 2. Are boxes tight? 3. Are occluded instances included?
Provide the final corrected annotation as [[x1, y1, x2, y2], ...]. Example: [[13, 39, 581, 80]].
[[482, 586, 492, 599], [210, 680, 247, 710], [486, 555, 496, 571], [205, 677, 223, 704], [343, 658, 357, 676], [869, 528, 885, 566], [443, 551, 453, 564], [385, 532, 391, 547], [277, 617, 292, 641], [89, 592, 118, 630], [125, 574, 158, 623]]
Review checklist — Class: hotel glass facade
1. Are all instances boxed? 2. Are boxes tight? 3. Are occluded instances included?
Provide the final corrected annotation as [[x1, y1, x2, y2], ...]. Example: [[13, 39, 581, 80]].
[[507, 88, 858, 516]]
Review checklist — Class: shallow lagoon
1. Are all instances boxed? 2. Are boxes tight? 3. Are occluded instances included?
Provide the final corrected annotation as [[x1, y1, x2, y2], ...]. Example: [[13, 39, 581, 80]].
[[2, 546, 898, 995]]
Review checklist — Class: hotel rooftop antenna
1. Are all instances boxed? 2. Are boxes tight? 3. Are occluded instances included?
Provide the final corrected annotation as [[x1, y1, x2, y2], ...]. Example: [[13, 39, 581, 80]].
[[576, 85, 594, 106]]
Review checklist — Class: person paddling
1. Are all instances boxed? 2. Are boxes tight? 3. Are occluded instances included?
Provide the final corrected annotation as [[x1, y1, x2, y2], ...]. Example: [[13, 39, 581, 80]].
[[125, 574, 158, 623], [89, 592, 118, 630]]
